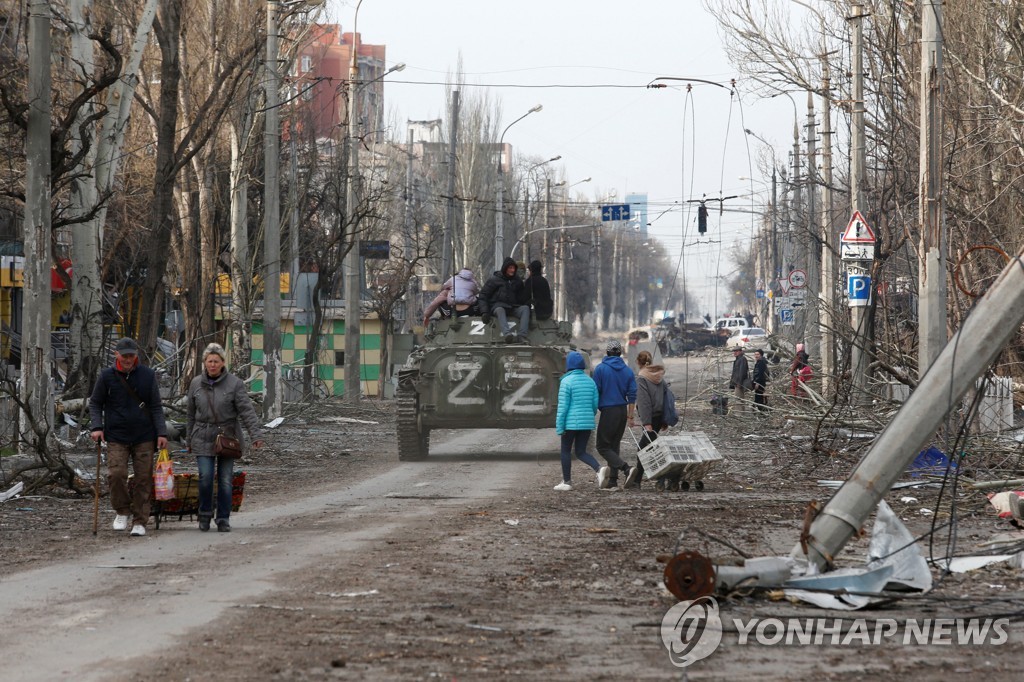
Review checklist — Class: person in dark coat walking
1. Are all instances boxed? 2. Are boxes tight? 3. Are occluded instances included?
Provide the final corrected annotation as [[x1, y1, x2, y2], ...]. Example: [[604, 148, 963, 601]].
[[479, 257, 531, 343], [752, 348, 770, 413], [525, 260, 554, 322], [593, 339, 638, 489], [729, 346, 752, 414], [89, 338, 168, 537]]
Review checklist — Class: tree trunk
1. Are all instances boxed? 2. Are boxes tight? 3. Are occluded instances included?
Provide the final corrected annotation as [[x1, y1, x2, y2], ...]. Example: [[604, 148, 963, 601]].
[[21, 0, 53, 455], [136, 0, 182, 355]]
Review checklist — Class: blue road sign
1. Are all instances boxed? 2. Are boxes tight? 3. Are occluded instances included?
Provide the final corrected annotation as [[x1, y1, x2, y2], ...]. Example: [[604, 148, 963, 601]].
[[780, 308, 794, 324], [756, 289, 765, 299], [601, 204, 631, 222], [847, 274, 871, 307]]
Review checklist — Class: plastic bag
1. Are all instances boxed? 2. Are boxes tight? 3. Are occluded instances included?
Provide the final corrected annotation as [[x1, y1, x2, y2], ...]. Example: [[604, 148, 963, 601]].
[[154, 448, 175, 501]]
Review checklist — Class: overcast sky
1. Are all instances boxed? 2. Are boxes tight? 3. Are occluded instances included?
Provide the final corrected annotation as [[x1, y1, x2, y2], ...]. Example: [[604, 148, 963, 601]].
[[325, 0, 807, 319]]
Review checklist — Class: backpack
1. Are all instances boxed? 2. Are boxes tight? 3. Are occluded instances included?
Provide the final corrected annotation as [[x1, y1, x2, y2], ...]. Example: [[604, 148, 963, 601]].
[[662, 382, 679, 427]]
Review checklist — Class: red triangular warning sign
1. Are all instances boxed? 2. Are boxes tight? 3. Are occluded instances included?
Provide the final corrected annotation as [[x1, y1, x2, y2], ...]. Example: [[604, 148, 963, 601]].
[[841, 210, 876, 243]]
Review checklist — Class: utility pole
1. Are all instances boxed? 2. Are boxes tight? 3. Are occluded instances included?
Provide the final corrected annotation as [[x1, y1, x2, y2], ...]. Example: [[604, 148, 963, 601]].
[[403, 126, 415, 333], [804, 91, 820, 360], [770, 167, 778, 334], [593, 225, 604, 332], [849, 1, 870, 401], [793, 249, 1024, 571], [918, 0, 946, 375], [819, 45, 836, 397], [343, 10, 363, 403], [22, 0, 53, 452], [441, 90, 459, 281], [496, 105, 542, 270], [263, 0, 283, 418]]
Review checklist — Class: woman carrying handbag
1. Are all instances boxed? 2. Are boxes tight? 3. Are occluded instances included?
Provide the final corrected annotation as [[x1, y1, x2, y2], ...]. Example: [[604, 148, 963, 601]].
[[186, 343, 264, 532]]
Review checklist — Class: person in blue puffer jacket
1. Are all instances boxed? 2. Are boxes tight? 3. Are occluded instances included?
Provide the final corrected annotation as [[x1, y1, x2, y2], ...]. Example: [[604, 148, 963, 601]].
[[553, 351, 602, 491]]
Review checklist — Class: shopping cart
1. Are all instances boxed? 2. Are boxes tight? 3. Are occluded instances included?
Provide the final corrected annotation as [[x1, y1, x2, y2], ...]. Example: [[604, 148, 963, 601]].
[[629, 428, 723, 491]]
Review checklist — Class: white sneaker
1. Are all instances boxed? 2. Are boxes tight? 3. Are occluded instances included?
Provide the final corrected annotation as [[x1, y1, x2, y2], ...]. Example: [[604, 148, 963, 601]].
[[553, 481, 572, 491], [130, 524, 146, 537], [597, 466, 611, 489], [624, 466, 640, 488], [112, 514, 129, 531]]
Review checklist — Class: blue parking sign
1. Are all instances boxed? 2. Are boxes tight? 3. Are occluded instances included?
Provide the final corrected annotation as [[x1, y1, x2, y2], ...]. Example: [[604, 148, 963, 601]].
[[847, 274, 871, 307]]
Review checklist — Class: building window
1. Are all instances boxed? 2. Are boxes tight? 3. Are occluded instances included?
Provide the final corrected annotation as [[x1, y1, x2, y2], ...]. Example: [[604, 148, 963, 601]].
[[300, 55, 312, 73], [335, 351, 345, 366]]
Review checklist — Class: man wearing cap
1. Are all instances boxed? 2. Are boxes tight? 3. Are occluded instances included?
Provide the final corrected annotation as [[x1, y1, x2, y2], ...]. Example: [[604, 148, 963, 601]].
[[89, 338, 168, 537], [729, 346, 752, 414], [592, 339, 639, 489]]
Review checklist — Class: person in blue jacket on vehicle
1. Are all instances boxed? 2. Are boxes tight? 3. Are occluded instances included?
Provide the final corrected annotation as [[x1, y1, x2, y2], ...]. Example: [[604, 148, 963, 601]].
[[592, 339, 638, 489], [553, 351, 601, 491]]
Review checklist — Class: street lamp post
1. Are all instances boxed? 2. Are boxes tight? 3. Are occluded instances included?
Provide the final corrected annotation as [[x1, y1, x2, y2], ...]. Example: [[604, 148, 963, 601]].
[[264, 0, 325, 419], [744, 129, 780, 334], [521, 155, 560, 262], [341, 1, 404, 404], [495, 105, 542, 270], [555, 177, 590, 320]]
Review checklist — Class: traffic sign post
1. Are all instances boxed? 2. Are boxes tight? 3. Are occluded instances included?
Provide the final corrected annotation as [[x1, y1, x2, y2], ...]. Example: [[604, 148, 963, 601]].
[[847, 274, 871, 307], [842, 212, 875, 307], [841, 243, 874, 261], [600, 204, 631, 222], [841, 210, 876, 244], [788, 269, 807, 288]]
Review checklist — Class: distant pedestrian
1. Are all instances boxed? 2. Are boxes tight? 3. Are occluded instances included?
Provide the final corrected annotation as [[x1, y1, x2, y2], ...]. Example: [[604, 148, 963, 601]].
[[593, 339, 638, 489], [89, 338, 169, 537], [553, 351, 601, 491], [729, 346, 751, 414], [525, 260, 554, 322], [752, 348, 770, 413], [791, 357, 814, 400], [788, 342, 810, 376]]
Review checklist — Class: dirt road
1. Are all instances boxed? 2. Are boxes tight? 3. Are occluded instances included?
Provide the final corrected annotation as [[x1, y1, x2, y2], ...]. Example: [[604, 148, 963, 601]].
[[2, 353, 1023, 680]]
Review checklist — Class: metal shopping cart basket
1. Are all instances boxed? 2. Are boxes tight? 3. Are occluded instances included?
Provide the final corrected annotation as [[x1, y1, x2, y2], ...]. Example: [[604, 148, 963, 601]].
[[630, 429, 723, 491]]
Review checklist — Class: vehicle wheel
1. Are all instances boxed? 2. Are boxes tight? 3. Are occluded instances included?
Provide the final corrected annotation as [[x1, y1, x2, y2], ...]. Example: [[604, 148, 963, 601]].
[[396, 378, 428, 461], [680, 481, 691, 492], [695, 480, 705, 491]]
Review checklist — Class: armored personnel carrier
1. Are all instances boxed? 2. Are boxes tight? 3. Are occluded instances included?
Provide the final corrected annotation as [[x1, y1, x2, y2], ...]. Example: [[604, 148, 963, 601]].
[[396, 317, 580, 460]]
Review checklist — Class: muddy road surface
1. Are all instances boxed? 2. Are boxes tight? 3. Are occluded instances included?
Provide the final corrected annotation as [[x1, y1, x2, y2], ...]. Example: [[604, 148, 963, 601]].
[[2, 353, 1023, 680]]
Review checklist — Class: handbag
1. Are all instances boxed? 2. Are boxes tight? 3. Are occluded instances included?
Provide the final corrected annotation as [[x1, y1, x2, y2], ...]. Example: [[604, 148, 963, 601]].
[[205, 387, 244, 458], [214, 433, 243, 458], [153, 448, 176, 500]]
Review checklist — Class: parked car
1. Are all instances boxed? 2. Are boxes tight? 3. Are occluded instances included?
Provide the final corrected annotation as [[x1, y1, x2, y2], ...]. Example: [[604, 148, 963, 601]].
[[714, 316, 751, 333], [725, 327, 768, 349]]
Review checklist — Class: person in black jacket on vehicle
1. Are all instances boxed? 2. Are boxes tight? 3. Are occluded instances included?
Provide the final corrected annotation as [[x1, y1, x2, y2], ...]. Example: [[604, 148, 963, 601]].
[[525, 259, 553, 322], [89, 338, 168, 537], [479, 257, 531, 343]]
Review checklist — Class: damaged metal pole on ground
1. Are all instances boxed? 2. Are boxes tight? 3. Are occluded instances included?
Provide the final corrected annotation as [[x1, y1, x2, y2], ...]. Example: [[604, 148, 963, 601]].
[[792, 250, 1024, 571]]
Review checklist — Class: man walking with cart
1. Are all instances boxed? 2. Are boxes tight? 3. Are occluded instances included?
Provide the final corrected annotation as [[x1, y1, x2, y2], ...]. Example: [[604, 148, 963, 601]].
[[89, 338, 168, 537]]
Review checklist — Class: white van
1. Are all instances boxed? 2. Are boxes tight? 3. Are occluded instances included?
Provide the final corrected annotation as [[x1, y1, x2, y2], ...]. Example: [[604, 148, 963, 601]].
[[714, 316, 750, 333]]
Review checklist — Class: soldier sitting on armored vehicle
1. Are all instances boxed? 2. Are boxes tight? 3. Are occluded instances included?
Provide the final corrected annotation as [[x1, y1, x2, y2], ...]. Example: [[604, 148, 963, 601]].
[[479, 257, 530, 344], [525, 260, 553, 322]]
